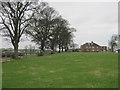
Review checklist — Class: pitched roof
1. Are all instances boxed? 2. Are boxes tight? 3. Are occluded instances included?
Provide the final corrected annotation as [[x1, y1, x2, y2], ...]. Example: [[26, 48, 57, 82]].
[[81, 41, 100, 47]]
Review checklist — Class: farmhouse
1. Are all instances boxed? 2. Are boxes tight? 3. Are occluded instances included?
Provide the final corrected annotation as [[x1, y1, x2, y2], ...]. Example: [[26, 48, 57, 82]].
[[80, 41, 107, 52]]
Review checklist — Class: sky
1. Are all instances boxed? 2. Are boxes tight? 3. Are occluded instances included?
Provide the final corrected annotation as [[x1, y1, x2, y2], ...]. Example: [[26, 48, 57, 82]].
[[0, 0, 118, 49]]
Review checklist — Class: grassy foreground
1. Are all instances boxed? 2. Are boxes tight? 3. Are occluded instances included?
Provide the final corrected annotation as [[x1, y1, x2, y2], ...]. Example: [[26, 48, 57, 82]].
[[2, 52, 118, 88]]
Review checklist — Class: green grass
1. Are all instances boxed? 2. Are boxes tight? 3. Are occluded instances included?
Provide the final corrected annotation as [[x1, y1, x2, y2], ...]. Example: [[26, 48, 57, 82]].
[[2, 52, 118, 88]]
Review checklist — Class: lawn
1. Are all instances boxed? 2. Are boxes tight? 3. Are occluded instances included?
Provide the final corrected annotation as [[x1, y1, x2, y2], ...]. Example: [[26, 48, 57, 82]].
[[2, 52, 118, 88]]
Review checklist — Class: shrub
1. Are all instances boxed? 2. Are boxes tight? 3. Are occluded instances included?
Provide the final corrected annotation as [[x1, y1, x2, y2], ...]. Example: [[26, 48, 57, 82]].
[[2, 52, 25, 58], [50, 51, 55, 54], [6, 52, 13, 57], [18, 53, 25, 56], [2, 52, 6, 57], [37, 52, 44, 56]]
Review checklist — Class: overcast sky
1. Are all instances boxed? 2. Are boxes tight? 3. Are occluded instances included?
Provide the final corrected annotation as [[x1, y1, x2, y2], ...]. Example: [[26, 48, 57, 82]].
[[0, 1, 118, 49]]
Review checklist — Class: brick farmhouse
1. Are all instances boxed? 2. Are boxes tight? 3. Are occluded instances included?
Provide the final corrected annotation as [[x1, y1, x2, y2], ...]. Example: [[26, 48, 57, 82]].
[[79, 41, 107, 52]]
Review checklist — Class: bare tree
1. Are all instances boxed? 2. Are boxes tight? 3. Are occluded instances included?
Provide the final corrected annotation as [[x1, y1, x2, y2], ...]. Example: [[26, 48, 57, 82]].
[[26, 2, 76, 53], [48, 16, 76, 53], [50, 17, 70, 52], [109, 34, 118, 52], [49, 16, 67, 52], [26, 2, 59, 52], [0, 2, 33, 58]]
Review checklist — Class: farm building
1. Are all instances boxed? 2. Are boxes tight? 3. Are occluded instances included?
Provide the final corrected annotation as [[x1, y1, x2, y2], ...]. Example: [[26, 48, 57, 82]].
[[80, 41, 107, 52]]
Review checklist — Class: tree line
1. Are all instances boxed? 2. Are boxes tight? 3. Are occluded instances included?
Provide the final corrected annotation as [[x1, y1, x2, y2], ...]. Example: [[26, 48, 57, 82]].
[[0, 1, 76, 58]]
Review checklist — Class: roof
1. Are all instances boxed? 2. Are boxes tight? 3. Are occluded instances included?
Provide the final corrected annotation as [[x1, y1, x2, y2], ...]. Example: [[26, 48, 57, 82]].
[[81, 41, 100, 47]]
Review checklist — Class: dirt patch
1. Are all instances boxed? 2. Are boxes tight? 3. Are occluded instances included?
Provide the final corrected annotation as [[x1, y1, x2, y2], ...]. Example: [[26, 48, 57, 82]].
[[31, 72, 37, 75], [86, 83, 94, 88], [1, 58, 14, 63], [106, 71, 118, 77], [57, 68, 65, 71], [30, 67, 36, 70], [49, 70, 55, 73], [89, 70, 102, 77]]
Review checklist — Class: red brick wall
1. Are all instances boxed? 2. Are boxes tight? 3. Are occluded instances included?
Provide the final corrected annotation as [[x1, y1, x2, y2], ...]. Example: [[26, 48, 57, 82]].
[[80, 42, 107, 52]]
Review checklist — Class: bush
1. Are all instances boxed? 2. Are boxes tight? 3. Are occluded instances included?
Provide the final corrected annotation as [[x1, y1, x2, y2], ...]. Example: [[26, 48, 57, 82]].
[[2, 52, 25, 58], [37, 52, 44, 56], [73, 49, 80, 52], [50, 51, 55, 54], [6, 53, 12, 57], [2, 52, 6, 57], [18, 53, 25, 56]]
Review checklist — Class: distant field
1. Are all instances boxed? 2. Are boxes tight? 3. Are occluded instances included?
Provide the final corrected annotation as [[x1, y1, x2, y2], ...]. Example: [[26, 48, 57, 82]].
[[2, 52, 118, 88]]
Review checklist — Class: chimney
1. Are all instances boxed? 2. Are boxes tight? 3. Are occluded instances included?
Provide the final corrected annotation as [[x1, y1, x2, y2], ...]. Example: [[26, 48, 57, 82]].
[[91, 41, 93, 45]]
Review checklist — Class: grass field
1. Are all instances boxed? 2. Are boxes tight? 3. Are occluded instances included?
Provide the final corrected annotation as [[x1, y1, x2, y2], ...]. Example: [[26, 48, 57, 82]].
[[2, 52, 118, 88]]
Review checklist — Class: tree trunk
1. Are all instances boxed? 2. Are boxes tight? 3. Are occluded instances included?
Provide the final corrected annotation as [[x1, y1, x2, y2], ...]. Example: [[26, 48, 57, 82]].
[[65, 46, 68, 52], [62, 46, 64, 52], [41, 46, 44, 52], [111, 45, 114, 52], [51, 45, 54, 51], [41, 43, 45, 52], [58, 44, 61, 53], [51, 44, 55, 52], [13, 44, 19, 59]]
